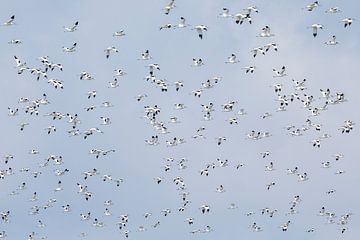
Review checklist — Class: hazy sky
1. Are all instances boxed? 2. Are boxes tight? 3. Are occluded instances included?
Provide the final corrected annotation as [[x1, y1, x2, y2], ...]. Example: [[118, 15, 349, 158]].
[[1, 0, 360, 239]]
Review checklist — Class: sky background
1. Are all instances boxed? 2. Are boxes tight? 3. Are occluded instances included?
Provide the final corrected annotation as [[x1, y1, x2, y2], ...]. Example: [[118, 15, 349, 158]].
[[1, 0, 360, 239]]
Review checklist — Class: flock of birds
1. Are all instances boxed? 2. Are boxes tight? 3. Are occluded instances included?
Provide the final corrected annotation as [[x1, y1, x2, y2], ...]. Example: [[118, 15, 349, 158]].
[[1, 0, 358, 239]]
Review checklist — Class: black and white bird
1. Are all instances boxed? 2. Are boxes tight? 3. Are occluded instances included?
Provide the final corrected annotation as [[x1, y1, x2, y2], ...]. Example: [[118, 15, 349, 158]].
[[273, 66, 287, 77], [219, 8, 232, 18], [8, 39, 22, 44], [64, 21, 79, 32], [309, 24, 323, 37], [341, 18, 354, 28], [325, 7, 341, 13], [258, 26, 274, 37], [3, 15, 15, 26], [163, 0, 175, 15], [175, 17, 190, 28], [305, 1, 319, 11], [225, 54, 239, 64], [192, 58, 204, 67], [139, 50, 151, 60], [113, 30, 126, 37], [325, 35, 339, 45], [234, 13, 251, 25], [242, 66, 256, 73], [251, 47, 265, 57], [62, 42, 77, 52], [193, 25, 207, 39], [105, 47, 118, 59]]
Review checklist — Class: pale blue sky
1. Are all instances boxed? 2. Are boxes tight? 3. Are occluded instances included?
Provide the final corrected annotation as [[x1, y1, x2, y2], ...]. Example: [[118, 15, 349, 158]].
[[1, 0, 360, 239]]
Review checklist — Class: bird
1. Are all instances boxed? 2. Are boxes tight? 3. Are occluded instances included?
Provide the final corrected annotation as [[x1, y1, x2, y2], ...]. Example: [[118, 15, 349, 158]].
[[148, 63, 160, 75], [264, 43, 278, 52], [160, 23, 172, 30], [7, 107, 19, 116], [64, 21, 79, 32], [87, 90, 97, 99], [109, 78, 120, 88], [192, 58, 204, 67], [309, 24, 323, 37], [325, 35, 339, 45], [113, 30, 126, 37], [163, 0, 175, 15], [100, 117, 111, 125], [305, 1, 320, 11], [341, 18, 354, 28], [225, 54, 239, 64], [175, 17, 190, 28], [193, 25, 207, 39], [251, 47, 265, 57], [216, 136, 227, 145], [325, 7, 341, 13], [139, 50, 151, 60], [273, 66, 287, 77], [2, 15, 15, 26], [233, 13, 251, 25], [62, 42, 77, 52], [8, 39, 22, 44], [258, 26, 274, 37], [105, 47, 118, 59], [199, 204, 210, 213], [280, 220, 291, 231], [219, 8, 232, 18], [266, 182, 275, 190]]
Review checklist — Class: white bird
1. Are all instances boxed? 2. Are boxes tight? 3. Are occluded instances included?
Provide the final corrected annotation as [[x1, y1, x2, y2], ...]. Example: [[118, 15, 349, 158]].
[[234, 13, 251, 25], [148, 63, 160, 75], [64, 21, 79, 32], [264, 43, 278, 52], [325, 35, 339, 45], [8, 107, 19, 116], [109, 78, 120, 88], [216, 136, 226, 145], [164, 0, 175, 15], [3, 15, 15, 26], [225, 54, 239, 64], [62, 42, 77, 52], [309, 24, 323, 37], [251, 47, 265, 57], [341, 18, 354, 28], [105, 47, 118, 59], [242, 66, 256, 73], [325, 7, 341, 13], [258, 26, 274, 37], [244, 6, 259, 14], [113, 30, 126, 37], [114, 68, 127, 76], [192, 58, 204, 67], [87, 90, 97, 99], [298, 172, 309, 181], [280, 220, 291, 231], [139, 50, 151, 60], [80, 71, 94, 80], [305, 1, 319, 11], [219, 8, 232, 18], [266, 181, 275, 190], [14, 55, 26, 68], [160, 23, 172, 30], [100, 117, 111, 125], [8, 39, 22, 44], [199, 204, 210, 213], [174, 81, 184, 91], [193, 25, 207, 39], [175, 17, 190, 28], [273, 66, 287, 77]]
